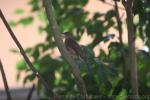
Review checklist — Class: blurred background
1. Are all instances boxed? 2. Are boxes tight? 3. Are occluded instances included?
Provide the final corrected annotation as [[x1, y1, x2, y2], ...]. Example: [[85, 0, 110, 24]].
[[0, 0, 150, 99], [0, 0, 122, 90]]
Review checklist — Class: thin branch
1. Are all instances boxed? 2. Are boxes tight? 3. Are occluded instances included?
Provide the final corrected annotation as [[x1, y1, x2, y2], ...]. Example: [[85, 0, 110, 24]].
[[0, 9, 58, 99], [43, 0, 87, 99], [114, 1, 127, 78], [99, 0, 125, 10], [122, 0, 139, 97], [114, 1, 123, 43], [0, 59, 12, 100], [26, 84, 35, 100]]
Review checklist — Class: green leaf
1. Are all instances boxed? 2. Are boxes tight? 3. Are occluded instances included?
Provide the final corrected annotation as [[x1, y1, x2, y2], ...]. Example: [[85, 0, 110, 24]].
[[16, 60, 27, 71], [14, 9, 24, 14], [115, 89, 127, 100], [25, 48, 33, 54], [133, 14, 139, 25], [105, 10, 116, 20], [38, 26, 44, 34], [146, 7, 150, 13], [37, 11, 46, 21], [32, 48, 40, 61], [28, 0, 40, 11], [93, 12, 103, 20], [112, 78, 129, 95], [146, 73, 150, 87], [60, 18, 74, 31], [18, 17, 33, 26], [9, 21, 17, 27], [80, 0, 89, 6], [23, 74, 35, 84]]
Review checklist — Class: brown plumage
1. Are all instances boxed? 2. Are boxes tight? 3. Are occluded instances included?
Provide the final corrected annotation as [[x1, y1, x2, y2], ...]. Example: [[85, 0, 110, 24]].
[[62, 32, 87, 62]]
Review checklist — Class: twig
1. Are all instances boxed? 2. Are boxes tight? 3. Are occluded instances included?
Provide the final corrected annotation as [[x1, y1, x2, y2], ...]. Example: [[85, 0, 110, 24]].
[[26, 84, 35, 100], [43, 0, 87, 99], [114, 0, 127, 78], [99, 0, 125, 10], [114, 1, 123, 43], [0, 9, 57, 99], [0, 59, 12, 100], [122, 0, 139, 97]]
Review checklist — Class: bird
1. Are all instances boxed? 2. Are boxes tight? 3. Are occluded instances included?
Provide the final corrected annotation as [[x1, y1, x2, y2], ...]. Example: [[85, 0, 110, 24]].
[[62, 32, 87, 62]]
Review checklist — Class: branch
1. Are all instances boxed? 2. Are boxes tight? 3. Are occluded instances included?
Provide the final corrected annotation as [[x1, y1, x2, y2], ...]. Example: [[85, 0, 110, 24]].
[[26, 84, 35, 100], [0, 59, 12, 100], [0, 9, 58, 99], [43, 0, 87, 99], [114, 1, 123, 43], [122, 0, 139, 97], [99, 0, 125, 10], [114, 1, 127, 78]]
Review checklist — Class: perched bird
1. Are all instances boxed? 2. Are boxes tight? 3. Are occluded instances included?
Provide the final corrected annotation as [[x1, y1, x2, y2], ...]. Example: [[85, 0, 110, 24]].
[[62, 32, 87, 62]]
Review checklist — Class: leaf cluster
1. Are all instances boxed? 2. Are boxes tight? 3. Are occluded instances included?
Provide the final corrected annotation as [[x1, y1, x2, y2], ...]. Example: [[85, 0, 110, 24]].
[[10, 0, 150, 99]]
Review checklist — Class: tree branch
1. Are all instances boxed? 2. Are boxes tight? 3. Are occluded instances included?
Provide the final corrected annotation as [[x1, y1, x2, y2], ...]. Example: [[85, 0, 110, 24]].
[[26, 84, 35, 100], [43, 0, 87, 99], [114, 1, 123, 43], [99, 0, 125, 10], [114, 0, 128, 79], [122, 0, 139, 97], [0, 59, 12, 100], [0, 9, 57, 99]]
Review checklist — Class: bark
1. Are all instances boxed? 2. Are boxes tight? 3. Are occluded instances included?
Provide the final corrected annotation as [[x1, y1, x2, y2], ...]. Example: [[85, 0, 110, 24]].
[[122, 0, 139, 97]]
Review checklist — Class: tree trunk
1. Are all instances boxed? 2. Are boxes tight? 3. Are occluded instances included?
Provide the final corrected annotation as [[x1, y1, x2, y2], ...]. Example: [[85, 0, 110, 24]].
[[123, 0, 139, 97]]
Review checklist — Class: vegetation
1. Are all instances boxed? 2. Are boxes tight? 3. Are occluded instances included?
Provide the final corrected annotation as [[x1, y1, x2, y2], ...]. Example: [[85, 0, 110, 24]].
[[1, 0, 150, 99]]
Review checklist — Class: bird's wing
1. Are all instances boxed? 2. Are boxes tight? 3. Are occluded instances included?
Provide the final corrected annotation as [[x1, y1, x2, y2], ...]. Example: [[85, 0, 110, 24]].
[[65, 37, 87, 62]]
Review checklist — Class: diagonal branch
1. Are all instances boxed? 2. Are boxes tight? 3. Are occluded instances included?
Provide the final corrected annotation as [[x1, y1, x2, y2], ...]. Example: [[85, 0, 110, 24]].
[[43, 0, 87, 99], [0, 59, 12, 100], [0, 9, 58, 99]]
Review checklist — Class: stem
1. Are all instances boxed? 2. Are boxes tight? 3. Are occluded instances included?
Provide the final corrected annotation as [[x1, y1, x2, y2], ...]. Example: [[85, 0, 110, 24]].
[[0, 59, 12, 100], [0, 9, 57, 99], [26, 84, 35, 100], [122, 0, 139, 97], [114, 1, 127, 79], [43, 0, 87, 99], [100, 0, 125, 10], [114, 1, 123, 43]]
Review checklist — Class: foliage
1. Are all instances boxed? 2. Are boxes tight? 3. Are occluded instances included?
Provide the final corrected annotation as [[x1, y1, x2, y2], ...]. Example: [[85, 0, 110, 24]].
[[11, 0, 150, 99]]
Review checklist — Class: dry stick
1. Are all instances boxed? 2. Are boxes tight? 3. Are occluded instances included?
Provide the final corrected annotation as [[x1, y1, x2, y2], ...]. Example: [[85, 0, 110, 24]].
[[0, 9, 58, 99], [114, 1, 127, 78], [0, 59, 12, 100], [122, 0, 139, 97], [43, 0, 87, 99]]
